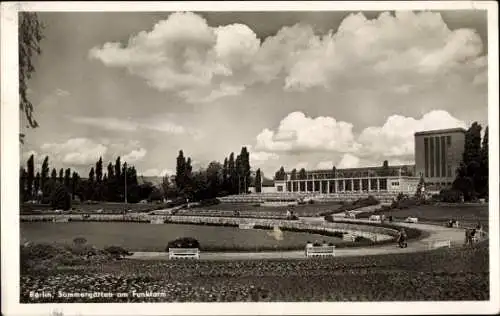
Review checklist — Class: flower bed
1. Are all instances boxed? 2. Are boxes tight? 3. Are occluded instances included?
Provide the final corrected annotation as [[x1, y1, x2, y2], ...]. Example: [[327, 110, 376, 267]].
[[20, 242, 489, 302]]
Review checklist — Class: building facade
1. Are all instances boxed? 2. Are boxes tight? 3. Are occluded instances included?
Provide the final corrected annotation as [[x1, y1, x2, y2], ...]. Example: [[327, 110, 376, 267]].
[[274, 165, 419, 194], [414, 128, 466, 191]]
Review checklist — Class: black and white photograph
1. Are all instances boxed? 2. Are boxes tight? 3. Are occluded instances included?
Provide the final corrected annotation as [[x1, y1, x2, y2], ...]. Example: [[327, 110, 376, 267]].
[[1, 1, 499, 315]]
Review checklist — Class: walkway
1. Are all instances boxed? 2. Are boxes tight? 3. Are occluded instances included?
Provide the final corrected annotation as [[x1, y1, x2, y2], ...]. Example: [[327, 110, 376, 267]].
[[127, 218, 467, 261]]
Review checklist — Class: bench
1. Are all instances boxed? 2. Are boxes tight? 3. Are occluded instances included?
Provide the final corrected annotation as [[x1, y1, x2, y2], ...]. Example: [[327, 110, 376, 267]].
[[405, 217, 418, 223], [369, 215, 385, 222], [428, 240, 451, 249], [305, 244, 335, 257], [239, 223, 255, 229], [168, 248, 200, 259]]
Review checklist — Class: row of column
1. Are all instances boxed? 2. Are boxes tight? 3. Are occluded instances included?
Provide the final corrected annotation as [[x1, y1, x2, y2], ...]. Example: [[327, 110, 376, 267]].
[[285, 178, 388, 193]]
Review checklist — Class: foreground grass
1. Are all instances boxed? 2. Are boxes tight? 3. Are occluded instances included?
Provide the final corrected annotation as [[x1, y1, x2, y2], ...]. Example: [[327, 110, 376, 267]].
[[21, 242, 488, 302]]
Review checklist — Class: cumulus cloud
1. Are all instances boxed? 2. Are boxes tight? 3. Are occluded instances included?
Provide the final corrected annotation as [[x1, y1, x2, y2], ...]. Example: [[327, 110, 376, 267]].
[[122, 148, 147, 163], [253, 109, 466, 171], [316, 161, 334, 169], [255, 111, 359, 154], [40, 138, 108, 166], [250, 151, 280, 165], [337, 154, 360, 169], [357, 110, 466, 160], [90, 11, 486, 103], [141, 168, 174, 177], [89, 12, 260, 103], [27, 138, 148, 171]]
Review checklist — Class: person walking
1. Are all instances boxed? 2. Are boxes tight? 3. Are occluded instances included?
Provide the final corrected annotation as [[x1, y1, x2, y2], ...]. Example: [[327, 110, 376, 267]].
[[397, 228, 407, 248]]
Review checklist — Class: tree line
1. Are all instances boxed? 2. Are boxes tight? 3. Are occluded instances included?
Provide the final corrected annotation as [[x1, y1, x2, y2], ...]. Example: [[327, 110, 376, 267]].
[[451, 123, 489, 201], [19, 155, 153, 207], [167, 146, 252, 201]]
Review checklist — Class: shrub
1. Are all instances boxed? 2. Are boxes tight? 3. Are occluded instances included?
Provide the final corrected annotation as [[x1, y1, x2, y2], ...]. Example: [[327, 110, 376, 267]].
[[166, 237, 200, 250], [20, 243, 60, 261], [198, 198, 220, 207], [439, 189, 463, 203], [104, 246, 133, 259], [308, 199, 315, 204], [73, 237, 87, 246], [50, 183, 71, 211]]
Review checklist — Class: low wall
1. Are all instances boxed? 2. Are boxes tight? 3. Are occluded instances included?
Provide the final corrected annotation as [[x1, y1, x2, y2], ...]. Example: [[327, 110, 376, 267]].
[[21, 214, 396, 242]]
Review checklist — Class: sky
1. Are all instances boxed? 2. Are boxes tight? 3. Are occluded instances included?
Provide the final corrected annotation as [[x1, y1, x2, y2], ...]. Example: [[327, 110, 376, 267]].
[[20, 10, 489, 179]]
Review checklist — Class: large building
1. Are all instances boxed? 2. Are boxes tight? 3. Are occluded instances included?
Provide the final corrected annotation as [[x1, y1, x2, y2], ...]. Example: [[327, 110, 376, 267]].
[[414, 128, 466, 191], [246, 127, 466, 196], [273, 164, 419, 194]]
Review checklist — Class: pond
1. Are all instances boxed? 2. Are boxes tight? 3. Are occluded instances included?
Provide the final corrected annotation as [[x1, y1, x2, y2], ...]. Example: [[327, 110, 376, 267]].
[[20, 222, 346, 252]]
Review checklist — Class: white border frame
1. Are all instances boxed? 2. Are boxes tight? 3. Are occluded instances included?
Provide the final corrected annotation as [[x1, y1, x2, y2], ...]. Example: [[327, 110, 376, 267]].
[[1, 2, 499, 315]]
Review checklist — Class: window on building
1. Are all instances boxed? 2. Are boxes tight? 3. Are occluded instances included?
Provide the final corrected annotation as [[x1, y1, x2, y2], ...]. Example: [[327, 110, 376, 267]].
[[277, 186, 283, 192], [447, 135, 451, 146], [429, 137, 435, 177], [424, 138, 429, 177], [435, 137, 440, 177]]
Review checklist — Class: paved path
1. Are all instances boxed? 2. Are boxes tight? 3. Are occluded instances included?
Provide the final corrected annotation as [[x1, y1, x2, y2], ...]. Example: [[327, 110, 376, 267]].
[[127, 218, 468, 261]]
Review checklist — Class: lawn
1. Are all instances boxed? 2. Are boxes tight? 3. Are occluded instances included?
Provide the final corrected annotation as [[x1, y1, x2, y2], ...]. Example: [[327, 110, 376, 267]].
[[376, 204, 489, 230], [21, 202, 168, 214], [20, 242, 489, 302], [194, 202, 343, 217]]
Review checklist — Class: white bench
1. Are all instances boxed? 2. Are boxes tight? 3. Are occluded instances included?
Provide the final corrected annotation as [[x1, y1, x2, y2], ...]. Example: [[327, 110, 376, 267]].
[[239, 223, 255, 229], [369, 215, 385, 222], [150, 217, 165, 224], [405, 217, 418, 223], [168, 248, 200, 259], [305, 244, 335, 257], [428, 240, 451, 249]]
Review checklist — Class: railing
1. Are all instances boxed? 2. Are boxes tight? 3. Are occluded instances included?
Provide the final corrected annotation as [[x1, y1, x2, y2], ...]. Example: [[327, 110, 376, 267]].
[[305, 244, 335, 257], [168, 248, 200, 259]]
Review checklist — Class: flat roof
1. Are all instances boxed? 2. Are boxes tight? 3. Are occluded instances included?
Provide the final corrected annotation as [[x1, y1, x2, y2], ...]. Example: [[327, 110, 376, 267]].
[[414, 127, 466, 136]]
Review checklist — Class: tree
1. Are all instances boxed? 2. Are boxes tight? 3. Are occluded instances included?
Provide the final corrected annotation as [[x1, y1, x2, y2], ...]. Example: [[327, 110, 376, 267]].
[[96, 157, 103, 183], [58, 168, 64, 183], [183, 157, 194, 198], [20, 167, 27, 202], [298, 168, 307, 192], [34, 172, 41, 202], [41, 156, 49, 191], [255, 168, 262, 193], [19, 13, 44, 143], [222, 157, 229, 193], [274, 166, 286, 181], [381, 160, 390, 176], [479, 126, 489, 197], [228, 152, 236, 194], [64, 168, 71, 190], [206, 161, 222, 198], [290, 168, 297, 191], [51, 182, 71, 211], [235, 155, 242, 193], [175, 150, 186, 191], [51, 168, 57, 181], [415, 174, 425, 198], [88, 167, 95, 183], [26, 154, 35, 200], [455, 122, 483, 200], [71, 171, 79, 200], [239, 147, 251, 193]]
